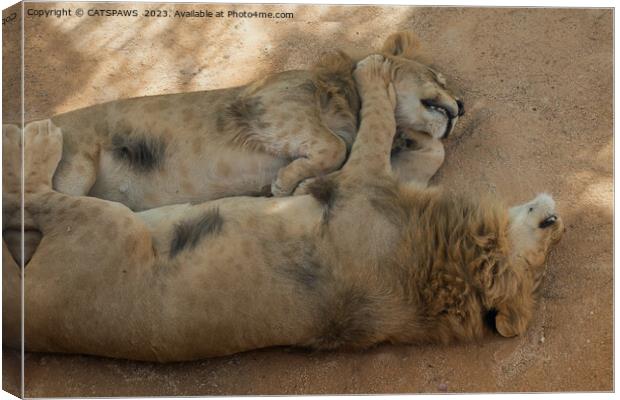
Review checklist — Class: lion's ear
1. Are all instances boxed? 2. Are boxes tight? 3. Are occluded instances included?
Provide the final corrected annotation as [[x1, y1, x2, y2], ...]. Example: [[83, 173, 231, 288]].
[[382, 31, 421, 59], [494, 298, 532, 338], [315, 50, 355, 74]]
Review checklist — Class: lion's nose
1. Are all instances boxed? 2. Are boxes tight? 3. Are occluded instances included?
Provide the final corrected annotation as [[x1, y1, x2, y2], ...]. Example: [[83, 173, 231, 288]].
[[456, 99, 465, 116]]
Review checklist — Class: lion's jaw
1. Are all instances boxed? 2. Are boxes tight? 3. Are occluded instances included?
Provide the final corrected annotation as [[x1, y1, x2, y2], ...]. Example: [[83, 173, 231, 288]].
[[507, 194, 564, 289]]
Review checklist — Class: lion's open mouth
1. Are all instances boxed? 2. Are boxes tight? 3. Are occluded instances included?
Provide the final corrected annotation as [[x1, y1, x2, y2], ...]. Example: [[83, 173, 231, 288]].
[[539, 215, 558, 229], [421, 99, 455, 138], [421, 99, 453, 119]]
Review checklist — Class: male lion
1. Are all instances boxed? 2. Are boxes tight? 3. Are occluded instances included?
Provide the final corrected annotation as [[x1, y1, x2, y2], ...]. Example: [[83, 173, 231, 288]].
[[4, 32, 462, 213], [2, 55, 560, 362]]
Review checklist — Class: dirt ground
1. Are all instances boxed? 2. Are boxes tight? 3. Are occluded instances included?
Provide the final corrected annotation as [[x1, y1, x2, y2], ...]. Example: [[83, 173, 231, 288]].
[[2, 3, 613, 396]]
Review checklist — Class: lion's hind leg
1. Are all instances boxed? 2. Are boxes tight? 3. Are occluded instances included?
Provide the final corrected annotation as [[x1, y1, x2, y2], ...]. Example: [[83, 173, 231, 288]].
[[2, 121, 56, 265], [3, 239, 21, 348], [3, 123, 23, 229], [15, 122, 157, 354], [2, 123, 22, 201], [2, 125, 23, 346], [2, 120, 62, 347], [9, 120, 155, 269], [2, 119, 64, 201], [22, 120, 64, 194]]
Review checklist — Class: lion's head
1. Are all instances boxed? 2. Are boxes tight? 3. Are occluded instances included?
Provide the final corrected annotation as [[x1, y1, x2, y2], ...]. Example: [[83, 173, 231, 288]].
[[381, 32, 464, 139], [507, 193, 564, 290], [404, 189, 564, 342], [493, 194, 565, 338]]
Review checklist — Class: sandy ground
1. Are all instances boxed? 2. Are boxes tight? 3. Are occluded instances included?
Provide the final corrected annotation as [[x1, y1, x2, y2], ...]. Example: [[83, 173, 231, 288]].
[[2, 3, 613, 396]]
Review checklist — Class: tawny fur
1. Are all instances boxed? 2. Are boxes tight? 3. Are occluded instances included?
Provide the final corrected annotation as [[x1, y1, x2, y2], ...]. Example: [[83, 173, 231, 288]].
[[2, 55, 558, 363], [4, 32, 463, 265], [3, 32, 461, 212]]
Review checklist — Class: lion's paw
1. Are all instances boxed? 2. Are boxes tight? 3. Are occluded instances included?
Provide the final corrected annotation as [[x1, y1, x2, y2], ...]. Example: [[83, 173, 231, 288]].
[[354, 54, 390, 85], [270, 179, 294, 197], [23, 119, 63, 193], [3, 124, 22, 194], [354, 55, 396, 110]]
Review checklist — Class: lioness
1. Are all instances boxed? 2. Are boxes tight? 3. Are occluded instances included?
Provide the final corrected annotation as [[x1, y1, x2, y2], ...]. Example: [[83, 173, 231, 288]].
[[5, 32, 462, 213], [2, 55, 561, 362]]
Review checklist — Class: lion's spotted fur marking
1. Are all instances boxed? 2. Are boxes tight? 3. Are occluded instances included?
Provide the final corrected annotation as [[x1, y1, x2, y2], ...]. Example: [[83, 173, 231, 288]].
[[169, 209, 224, 258], [110, 133, 167, 172]]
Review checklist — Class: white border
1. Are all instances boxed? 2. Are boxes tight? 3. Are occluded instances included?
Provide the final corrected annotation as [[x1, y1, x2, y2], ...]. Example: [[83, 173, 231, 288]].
[[0, 1, 616, 400]]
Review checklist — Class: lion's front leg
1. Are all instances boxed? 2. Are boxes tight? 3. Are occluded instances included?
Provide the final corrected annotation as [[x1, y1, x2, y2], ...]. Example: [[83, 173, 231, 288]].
[[339, 55, 397, 181], [269, 124, 347, 197], [295, 130, 444, 194]]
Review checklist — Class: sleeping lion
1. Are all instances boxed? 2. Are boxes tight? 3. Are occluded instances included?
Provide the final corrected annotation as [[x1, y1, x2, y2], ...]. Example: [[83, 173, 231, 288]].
[[2, 55, 561, 362], [4, 31, 462, 212]]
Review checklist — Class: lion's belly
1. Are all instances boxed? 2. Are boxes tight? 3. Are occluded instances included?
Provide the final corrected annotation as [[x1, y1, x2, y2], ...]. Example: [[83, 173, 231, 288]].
[[89, 147, 287, 211], [134, 195, 326, 360]]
